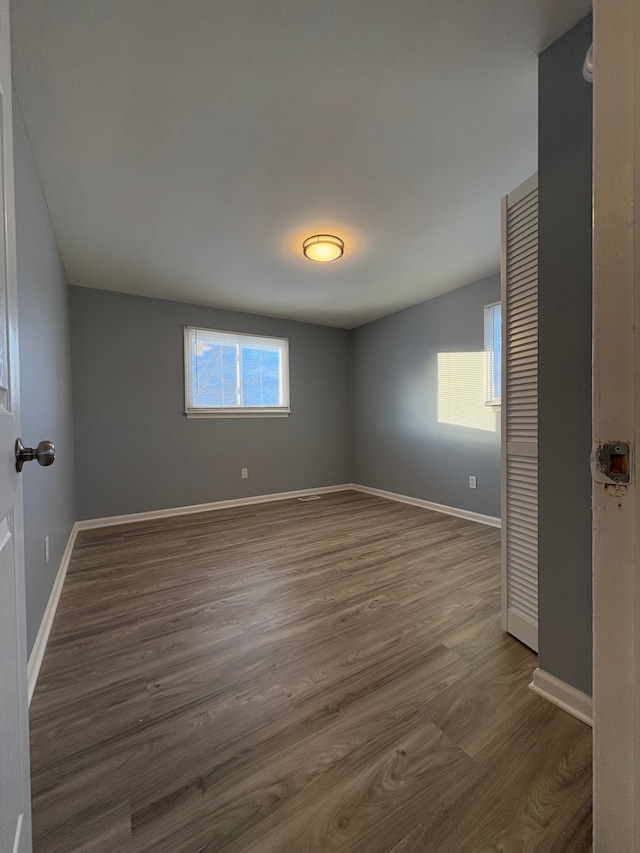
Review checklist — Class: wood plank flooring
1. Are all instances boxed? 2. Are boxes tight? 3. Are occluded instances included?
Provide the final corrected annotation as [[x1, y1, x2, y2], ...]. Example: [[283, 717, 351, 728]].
[[29, 490, 592, 852]]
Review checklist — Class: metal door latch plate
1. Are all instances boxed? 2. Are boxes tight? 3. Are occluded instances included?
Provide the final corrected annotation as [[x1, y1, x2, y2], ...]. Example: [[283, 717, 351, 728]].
[[591, 442, 632, 485]]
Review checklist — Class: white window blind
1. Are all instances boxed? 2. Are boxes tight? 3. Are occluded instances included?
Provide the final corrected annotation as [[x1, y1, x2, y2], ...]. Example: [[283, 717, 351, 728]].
[[484, 302, 502, 406], [184, 327, 290, 417]]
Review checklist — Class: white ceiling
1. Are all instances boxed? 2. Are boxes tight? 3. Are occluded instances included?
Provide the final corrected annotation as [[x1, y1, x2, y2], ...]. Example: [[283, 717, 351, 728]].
[[11, 0, 591, 328]]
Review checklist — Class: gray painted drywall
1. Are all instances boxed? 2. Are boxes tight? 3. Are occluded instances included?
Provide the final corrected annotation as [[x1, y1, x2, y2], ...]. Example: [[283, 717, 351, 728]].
[[69, 287, 352, 519], [13, 91, 76, 655], [538, 15, 593, 696], [351, 274, 501, 518]]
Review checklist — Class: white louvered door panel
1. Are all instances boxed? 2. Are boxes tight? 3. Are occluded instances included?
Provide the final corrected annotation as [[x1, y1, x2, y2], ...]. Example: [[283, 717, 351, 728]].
[[501, 174, 538, 652]]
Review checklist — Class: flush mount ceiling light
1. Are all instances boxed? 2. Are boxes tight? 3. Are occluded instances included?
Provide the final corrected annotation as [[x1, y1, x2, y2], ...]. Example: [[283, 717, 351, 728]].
[[302, 234, 344, 263]]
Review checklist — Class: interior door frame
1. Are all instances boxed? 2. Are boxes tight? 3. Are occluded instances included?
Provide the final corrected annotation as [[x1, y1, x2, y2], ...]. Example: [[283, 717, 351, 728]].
[[592, 0, 640, 848]]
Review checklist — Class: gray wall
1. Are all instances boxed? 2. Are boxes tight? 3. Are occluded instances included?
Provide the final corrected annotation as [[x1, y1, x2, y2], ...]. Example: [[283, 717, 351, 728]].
[[13, 92, 76, 655], [69, 287, 352, 519], [538, 15, 593, 696], [351, 274, 501, 518]]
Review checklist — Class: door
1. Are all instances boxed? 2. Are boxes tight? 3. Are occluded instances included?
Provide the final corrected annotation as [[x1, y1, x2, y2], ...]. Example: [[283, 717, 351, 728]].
[[592, 0, 640, 848], [0, 2, 33, 851], [501, 174, 539, 652]]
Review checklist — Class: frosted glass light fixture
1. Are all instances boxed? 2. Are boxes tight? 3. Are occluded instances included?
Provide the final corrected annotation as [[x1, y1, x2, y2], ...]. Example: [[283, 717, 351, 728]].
[[302, 234, 344, 263]]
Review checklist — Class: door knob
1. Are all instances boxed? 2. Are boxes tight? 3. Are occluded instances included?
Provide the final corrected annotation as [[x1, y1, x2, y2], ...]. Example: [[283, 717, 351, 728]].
[[15, 438, 56, 473]]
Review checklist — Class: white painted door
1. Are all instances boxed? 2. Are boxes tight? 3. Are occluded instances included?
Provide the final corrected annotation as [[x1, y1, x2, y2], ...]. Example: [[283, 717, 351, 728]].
[[501, 174, 539, 652], [0, 2, 33, 851]]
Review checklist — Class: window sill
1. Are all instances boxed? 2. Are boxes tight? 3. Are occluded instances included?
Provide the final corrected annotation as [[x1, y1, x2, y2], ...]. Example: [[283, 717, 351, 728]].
[[186, 410, 290, 419]]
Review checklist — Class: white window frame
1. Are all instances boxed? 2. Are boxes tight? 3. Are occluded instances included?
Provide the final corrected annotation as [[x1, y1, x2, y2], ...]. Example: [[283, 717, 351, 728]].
[[484, 301, 502, 407], [184, 326, 290, 418]]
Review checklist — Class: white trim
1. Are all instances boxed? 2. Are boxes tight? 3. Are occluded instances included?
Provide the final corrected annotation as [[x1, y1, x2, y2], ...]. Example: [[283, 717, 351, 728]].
[[529, 668, 593, 727], [350, 484, 501, 528], [505, 609, 538, 653], [186, 411, 289, 419], [74, 485, 354, 531], [27, 524, 78, 706], [12, 813, 23, 853], [0, 515, 11, 552], [71, 483, 502, 534]]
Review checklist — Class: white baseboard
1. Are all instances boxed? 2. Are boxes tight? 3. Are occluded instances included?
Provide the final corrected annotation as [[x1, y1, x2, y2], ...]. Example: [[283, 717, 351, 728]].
[[350, 484, 502, 528], [74, 484, 354, 531], [27, 523, 79, 706], [528, 667, 593, 727], [74, 483, 501, 533], [505, 609, 538, 654]]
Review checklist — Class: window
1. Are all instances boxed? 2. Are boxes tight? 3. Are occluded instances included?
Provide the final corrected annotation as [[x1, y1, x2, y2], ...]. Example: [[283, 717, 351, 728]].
[[184, 327, 289, 417], [484, 302, 502, 406]]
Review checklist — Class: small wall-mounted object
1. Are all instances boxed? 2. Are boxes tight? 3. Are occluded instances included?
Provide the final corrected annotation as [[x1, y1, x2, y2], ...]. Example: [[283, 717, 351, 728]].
[[591, 442, 632, 485]]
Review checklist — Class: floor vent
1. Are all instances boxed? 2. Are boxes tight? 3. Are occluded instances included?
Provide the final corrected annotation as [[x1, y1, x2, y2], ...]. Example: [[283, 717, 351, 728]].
[[298, 495, 322, 502]]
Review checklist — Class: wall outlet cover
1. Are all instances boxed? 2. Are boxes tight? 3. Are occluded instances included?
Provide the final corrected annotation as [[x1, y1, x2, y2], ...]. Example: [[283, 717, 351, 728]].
[[469, 476, 477, 489]]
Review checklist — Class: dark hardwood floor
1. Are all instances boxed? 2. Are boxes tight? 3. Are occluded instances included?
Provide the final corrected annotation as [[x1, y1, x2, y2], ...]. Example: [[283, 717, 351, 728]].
[[29, 490, 592, 852]]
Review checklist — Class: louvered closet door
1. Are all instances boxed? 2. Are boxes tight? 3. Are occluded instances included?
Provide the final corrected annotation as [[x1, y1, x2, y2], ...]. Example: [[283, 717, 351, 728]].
[[501, 174, 538, 652]]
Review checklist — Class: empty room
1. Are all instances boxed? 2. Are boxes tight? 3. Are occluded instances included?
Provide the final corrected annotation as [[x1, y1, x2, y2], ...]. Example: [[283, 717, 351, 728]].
[[2, 1, 638, 852]]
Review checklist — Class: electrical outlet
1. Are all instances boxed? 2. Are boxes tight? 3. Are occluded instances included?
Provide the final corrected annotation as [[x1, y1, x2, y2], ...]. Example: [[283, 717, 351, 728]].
[[469, 476, 477, 489], [241, 468, 249, 479], [44, 536, 50, 563]]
